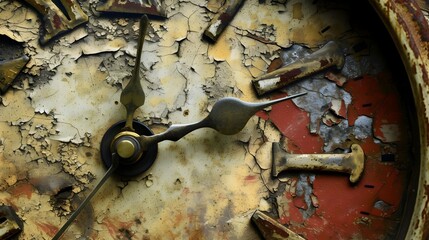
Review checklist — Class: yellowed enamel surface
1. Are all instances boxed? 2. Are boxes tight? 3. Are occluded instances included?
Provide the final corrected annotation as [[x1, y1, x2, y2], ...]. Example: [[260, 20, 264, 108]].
[[0, 0, 427, 239]]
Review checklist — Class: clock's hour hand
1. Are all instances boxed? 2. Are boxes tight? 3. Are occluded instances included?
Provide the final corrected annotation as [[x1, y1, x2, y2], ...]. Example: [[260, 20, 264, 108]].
[[52, 154, 120, 240], [135, 92, 307, 151], [120, 15, 149, 131]]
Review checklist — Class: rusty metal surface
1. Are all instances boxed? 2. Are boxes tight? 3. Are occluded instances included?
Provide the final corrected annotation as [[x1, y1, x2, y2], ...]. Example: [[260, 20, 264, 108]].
[[21, 0, 88, 45], [252, 210, 305, 240], [252, 41, 345, 96], [96, 0, 166, 17], [0, 0, 427, 239], [368, 0, 429, 239], [203, 0, 246, 42]]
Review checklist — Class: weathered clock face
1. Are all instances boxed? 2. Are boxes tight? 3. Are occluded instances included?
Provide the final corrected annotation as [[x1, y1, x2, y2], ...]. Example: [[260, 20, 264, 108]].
[[0, 0, 420, 239]]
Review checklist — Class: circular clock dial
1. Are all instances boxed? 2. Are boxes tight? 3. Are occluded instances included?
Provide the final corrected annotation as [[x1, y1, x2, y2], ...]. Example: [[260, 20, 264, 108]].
[[0, 0, 423, 239]]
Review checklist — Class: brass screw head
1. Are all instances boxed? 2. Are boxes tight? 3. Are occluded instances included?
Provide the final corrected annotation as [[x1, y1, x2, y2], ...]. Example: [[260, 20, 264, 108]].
[[116, 139, 136, 159]]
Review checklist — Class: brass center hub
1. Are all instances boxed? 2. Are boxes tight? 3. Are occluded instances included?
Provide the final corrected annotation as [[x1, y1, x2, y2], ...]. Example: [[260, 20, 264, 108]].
[[111, 131, 143, 165], [100, 120, 158, 177], [116, 139, 135, 159]]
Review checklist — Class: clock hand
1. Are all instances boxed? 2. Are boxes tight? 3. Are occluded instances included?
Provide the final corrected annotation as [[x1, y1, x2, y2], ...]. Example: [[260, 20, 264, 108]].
[[112, 92, 306, 160], [54, 17, 149, 234], [52, 154, 120, 240], [120, 15, 149, 131], [140, 92, 307, 147]]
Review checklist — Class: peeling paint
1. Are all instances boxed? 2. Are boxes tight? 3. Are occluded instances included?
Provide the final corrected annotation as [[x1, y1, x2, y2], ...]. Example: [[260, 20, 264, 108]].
[[0, 0, 426, 239]]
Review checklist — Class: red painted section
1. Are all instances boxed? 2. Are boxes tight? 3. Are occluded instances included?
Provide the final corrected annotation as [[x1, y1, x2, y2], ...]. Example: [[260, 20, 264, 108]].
[[244, 174, 258, 184], [8, 182, 34, 199], [36, 221, 59, 237], [261, 72, 410, 239], [278, 192, 305, 225], [274, 140, 407, 239], [102, 217, 135, 238], [344, 75, 404, 142], [344, 74, 406, 144], [53, 15, 63, 29], [258, 93, 324, 154]]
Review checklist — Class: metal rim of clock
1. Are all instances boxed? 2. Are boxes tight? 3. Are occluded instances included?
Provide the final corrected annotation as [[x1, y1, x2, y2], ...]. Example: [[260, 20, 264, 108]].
[[369, 0, 429, 239]]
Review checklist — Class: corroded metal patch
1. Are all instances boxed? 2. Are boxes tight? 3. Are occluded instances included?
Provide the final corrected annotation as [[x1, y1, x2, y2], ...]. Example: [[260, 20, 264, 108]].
[[252, 210, 305, 240], [21, 0, 88, 45], [96, 0, 166, 17], [203, 0, 245, 42]]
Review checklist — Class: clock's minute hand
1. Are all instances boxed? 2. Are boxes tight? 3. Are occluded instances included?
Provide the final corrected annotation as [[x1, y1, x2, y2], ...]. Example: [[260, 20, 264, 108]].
[[135, 92, 307, 151], [120, 15, 148, 131]]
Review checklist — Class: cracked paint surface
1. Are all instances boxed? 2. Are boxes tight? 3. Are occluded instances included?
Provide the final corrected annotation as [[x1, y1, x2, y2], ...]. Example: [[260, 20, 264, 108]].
[[0, 0, 420, 239]]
